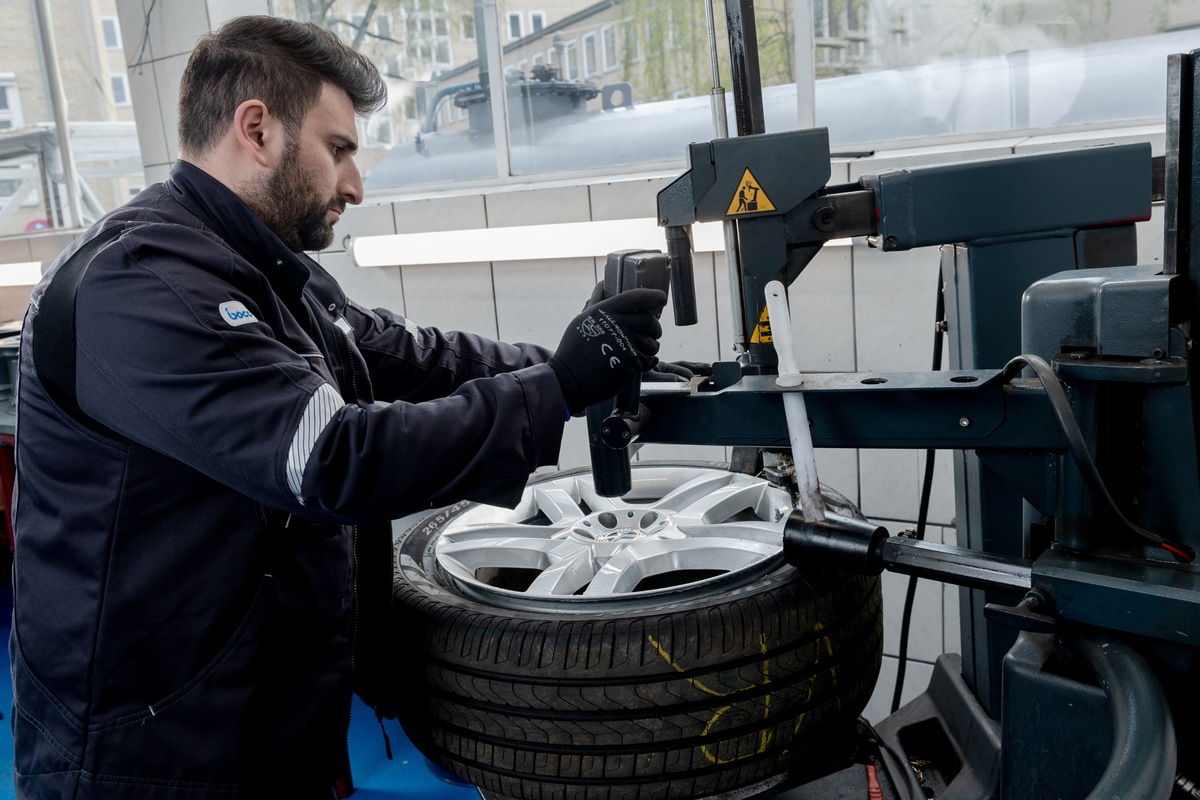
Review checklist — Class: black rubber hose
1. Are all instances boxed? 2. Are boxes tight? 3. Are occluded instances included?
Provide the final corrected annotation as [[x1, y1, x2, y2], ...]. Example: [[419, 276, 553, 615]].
[[1062, 631, 1177, 800], [891, 276, 945, 714]]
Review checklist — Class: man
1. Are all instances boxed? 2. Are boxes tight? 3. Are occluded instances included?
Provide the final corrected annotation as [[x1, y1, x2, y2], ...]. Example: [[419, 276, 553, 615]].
[[8, 15, 666, 799]]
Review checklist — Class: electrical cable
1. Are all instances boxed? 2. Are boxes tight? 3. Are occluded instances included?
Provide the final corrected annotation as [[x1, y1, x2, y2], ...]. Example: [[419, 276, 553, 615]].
[[891, 277, 945, 715], [857, 717, 926, 800], [865, 764, 884, 800], [126, 0, 158, 71], [1000, 354, 1195, 563]]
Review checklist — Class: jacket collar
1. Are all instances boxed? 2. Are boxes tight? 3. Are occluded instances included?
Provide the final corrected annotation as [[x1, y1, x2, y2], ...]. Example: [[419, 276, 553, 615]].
[[165, 160, 311, 298]]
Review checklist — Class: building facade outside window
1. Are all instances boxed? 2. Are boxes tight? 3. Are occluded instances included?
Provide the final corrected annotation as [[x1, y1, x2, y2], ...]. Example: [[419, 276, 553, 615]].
[[1, 0, 141, 236]]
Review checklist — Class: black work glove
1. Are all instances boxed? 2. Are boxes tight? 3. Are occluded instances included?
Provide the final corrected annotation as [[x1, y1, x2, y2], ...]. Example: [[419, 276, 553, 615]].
[[584, 279, 606, 310], [644, 360, 714, 382], [549, 288, 667, 414]]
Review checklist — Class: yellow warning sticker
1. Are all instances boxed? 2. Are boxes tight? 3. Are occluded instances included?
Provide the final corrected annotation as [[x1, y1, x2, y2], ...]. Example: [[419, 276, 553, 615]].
[[727, 169, 776, 216], [749, 306, 772, 343]]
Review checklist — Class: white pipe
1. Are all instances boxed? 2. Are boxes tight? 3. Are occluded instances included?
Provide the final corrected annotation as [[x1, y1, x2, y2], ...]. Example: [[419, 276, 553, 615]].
[[764, 280, 825, 521], [794, 0, 816, 129]]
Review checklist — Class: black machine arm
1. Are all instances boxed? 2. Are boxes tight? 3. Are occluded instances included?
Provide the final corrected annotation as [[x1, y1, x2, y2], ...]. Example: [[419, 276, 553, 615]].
[[655, 131, 1151, 369]]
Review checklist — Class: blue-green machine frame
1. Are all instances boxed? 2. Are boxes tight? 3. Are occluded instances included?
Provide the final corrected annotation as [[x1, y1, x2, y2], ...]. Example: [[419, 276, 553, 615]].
[[593, 35, 1200, 800]]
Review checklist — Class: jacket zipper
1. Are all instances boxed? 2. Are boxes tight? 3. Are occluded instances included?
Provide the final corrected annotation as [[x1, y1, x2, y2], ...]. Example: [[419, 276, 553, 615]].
[[334, 319, 360, 404], [297, 289, 364, 781], [328, 302, 364, 769], [347, 523, 360, 765]]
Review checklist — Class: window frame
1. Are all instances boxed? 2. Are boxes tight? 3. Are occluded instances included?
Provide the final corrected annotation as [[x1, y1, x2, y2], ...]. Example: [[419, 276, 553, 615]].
[[101, 16, 122, 51], [110, 73, 131, 106], [600, 24, 617, 72], [582, 31, 598, 76], [1, 74, 24, 131]]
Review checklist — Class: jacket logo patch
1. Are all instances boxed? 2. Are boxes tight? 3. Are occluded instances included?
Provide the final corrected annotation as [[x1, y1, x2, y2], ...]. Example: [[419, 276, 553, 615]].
[[219, 301, 258, 327]]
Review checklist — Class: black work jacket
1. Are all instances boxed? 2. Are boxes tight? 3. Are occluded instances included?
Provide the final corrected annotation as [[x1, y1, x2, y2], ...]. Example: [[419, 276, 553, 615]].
[[9, 161, 565, 799]]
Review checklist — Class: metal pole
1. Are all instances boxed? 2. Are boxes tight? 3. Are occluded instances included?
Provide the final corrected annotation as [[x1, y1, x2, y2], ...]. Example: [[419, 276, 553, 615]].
[[31, 0, 84, 229], [476, 0, 512, 179], [703, 0, 746, 355], [794, 0, 816, 129], [724, 0, 766, 136], [704, 0, 729, 139]]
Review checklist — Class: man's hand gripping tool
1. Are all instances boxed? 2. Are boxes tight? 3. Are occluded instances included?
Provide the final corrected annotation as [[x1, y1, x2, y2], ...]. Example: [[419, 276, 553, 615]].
[[586, 249, 679, 498]]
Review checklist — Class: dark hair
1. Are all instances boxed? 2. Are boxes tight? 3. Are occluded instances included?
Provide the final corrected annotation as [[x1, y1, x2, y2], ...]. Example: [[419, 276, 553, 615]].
[[178, 15, 387, 156]]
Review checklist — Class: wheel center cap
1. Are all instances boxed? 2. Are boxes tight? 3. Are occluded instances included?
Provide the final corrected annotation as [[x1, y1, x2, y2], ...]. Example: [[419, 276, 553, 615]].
[[571, 509, 668, 542]]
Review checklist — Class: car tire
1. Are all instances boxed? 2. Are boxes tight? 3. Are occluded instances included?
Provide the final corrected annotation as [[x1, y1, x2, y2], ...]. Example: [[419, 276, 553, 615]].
[[390, 463, 883, 800]]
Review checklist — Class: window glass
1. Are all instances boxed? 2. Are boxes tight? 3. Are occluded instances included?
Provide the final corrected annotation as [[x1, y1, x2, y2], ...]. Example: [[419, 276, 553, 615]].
[[2, 9, 145, 237], [101, 17, 122, 50], [601, 25, 616, 72], [274, 0, 759, 192], [582, 32, 597, 76], [271, 0, 1192, 195], [815, 0, 1194, 146], [110, 74, 130, 106]]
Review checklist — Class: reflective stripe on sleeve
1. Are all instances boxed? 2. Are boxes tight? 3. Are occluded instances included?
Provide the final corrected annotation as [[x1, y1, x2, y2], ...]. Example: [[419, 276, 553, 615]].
[[286, 382, 345, 502]]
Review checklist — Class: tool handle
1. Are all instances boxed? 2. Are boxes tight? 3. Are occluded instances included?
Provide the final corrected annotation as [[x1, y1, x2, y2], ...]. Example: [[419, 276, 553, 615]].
[[587, 250, 671, 497], [666, 226, 698, 326]]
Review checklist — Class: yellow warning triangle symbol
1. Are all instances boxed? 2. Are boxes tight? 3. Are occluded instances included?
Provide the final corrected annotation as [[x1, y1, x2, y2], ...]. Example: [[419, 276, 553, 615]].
[[749, 305, 772, 343], [727, 168, 777, 216]]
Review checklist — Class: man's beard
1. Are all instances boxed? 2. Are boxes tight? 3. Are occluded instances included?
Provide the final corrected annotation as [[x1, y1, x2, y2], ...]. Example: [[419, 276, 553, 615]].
[[246, 142, 343, 252]]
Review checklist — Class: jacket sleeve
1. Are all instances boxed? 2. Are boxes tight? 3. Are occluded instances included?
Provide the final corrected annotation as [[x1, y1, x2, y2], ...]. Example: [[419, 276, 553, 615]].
[[72, 229, 564, 523], [341, 298, 555, 403], [298, 365, 564, 517]]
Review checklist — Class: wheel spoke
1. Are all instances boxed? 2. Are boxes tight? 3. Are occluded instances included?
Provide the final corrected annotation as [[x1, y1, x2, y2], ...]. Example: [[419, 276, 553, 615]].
[[438, 535, 588, 573], [650, 473, 738, 512], [584, 538, 778, 595], [441, 522, 568, 543], [674, 520, 786, 546], [575, 478, 625, 512], [668, 480, 784, 526], [524, 547, 599, 596], [530, 484, 587, 524]]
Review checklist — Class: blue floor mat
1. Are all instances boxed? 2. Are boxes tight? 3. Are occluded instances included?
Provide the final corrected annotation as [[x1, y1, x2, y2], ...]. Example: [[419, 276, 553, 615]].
[[0, 585, 479, 799]]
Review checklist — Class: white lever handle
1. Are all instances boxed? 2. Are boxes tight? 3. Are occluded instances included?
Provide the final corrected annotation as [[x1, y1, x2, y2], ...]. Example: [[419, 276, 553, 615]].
[[764, 281, 825, 521]]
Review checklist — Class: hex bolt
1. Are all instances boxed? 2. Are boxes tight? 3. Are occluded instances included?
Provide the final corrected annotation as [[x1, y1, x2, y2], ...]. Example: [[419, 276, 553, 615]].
[[959, 417, 971, 428], [814, 206, 836, 232]]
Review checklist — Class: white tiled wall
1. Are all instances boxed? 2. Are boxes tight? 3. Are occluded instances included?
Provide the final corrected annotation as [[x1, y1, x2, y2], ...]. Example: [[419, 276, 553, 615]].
[[53, 2, 1166, 729]]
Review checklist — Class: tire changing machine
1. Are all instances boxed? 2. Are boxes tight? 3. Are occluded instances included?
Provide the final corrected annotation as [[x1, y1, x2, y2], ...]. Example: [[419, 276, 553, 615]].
[[586, 3, 1200, 797]]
